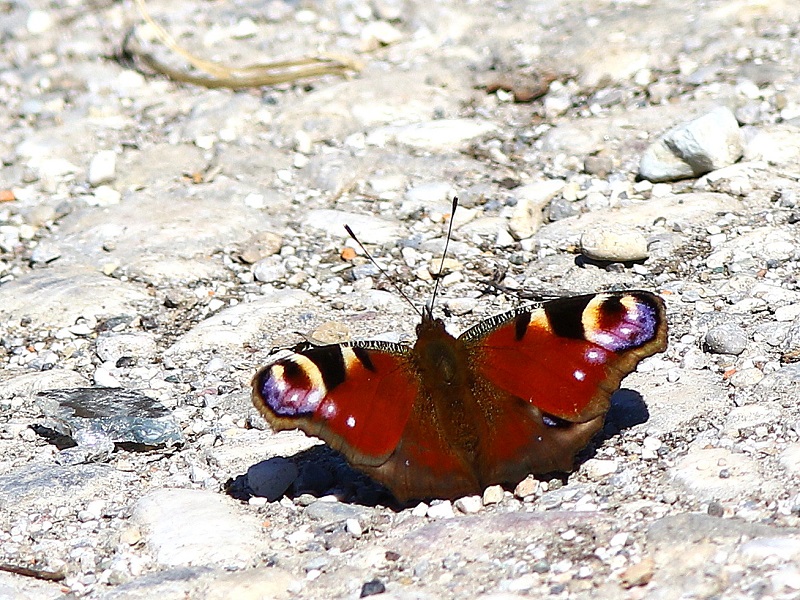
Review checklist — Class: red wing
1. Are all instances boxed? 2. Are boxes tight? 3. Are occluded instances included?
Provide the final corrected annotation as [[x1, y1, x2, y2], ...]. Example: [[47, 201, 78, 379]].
[[462, 291, 668, 479], [252, 341, 480, 501], [252, 342, 417, 465]]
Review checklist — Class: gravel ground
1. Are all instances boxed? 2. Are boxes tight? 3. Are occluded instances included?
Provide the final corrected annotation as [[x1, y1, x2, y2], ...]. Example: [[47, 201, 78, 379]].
[[2, 0, 800, 598]]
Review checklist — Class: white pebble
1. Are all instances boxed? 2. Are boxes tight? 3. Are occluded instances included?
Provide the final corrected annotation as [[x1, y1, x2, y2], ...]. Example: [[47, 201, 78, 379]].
[[426, 501, 455, 519], [88, 150, 117, 187], [454, 495, 482, 514], [27, 9, 53, 33]]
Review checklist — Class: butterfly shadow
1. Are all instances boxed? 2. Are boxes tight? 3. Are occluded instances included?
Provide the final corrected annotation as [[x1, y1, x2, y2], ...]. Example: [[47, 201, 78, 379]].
[[594, 387, 650, 447], [227, 445, 397, 508]]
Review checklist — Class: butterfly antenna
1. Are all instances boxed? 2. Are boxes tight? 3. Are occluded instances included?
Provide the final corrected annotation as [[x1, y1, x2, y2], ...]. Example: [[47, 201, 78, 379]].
[[344, 225, 423, 318], [428, 196, 459, 315]]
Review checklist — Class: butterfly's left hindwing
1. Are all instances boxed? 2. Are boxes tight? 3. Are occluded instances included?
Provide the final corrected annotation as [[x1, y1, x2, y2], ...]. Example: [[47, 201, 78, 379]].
[[252, 343, 420, 465]]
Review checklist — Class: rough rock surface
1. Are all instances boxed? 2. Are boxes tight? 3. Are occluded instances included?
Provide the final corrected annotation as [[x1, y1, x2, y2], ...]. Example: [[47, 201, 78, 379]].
[[2, 1, 800, 599]]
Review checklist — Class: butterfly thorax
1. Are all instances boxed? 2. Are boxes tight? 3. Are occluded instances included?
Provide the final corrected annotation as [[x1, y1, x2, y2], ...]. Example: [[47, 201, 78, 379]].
[[412, 316, 481, 459]]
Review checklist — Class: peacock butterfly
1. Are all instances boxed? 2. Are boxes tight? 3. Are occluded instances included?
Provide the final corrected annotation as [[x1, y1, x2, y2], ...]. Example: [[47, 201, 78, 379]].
[[252, 288, 668, 502]]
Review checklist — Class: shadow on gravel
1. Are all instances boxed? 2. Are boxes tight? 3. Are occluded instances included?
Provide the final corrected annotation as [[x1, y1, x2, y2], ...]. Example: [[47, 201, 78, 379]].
[[227, 445, 396, 507], [604, 387, 651, 436]]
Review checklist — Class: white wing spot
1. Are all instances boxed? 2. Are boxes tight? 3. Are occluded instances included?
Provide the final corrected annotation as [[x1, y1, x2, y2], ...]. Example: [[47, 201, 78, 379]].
[[585, 348, 605, 364], [592, 332, 615, 348], [573, 369, 586, 381], [346, 416, 356, 428]]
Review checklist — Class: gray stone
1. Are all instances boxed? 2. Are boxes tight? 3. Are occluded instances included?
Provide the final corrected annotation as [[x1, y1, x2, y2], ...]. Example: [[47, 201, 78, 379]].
[[96, 332, 158, 363], [405, 181, 454, 204], [755, 364, 800, 395], [546, 196, 579, 221], [639, 107, 743, 182], [670, 447, 761, 501], [729, 367, 764, 387], [508, 182, 563, 239], [0, 266, 150, 328], [132, 489, 272, 567], [246, 457, 298, 501], [165, 290, 312, 356], [704, 322, 748, 355], [0, 370, 89, 400], [29, 240, 62, 264], [304, 209, 404, 244], [36, 387, 183, 460], [305, 499, 372, 526], [252, 259, 287, 283], [580, 228, 649, 262], [379, 118, 498, 151], [0, 572, 63, 600], [426, 500, 455, 519], [743, 124, 800, 167], [0, 463, 132, 512], [88, 149, 117, 186], [454, 495, 482, 514]]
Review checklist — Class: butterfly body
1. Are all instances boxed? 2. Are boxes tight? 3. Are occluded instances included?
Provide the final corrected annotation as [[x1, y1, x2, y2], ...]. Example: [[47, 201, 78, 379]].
[[253, 291, 668, 502]]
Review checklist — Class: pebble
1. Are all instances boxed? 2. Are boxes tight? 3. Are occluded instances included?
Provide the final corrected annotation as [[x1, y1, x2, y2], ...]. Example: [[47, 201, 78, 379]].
[[620, 556, 655, 588], [93, 368, 121, 388], [639, 107, 743, 182], [87, 185, 122, 207], [508, 196, 544, 240], [729, 367, 764, 387], [29, 240, 62, 265], [27, 9, 53, 33], [582, 459, 618, 480], [95, 333, 158, 363], [445, 297, 478, 315], [237, 232, 283, 264], [360, 20, 404, 49], [671, 448, 761, 501], [132, 489, 273, 567], [386, 119, 498, 151], [426, 500, 455, 519], [88, 150, 117, 187], [738, 538, 800, 561], [304, 209, 403, 244], [775, 304, 800, 322], [580, 228, 649, 262], [454, 495, 483, 514], [305, 500, 370, 526], [404, 181, 454, 204], [253, 259, 287, 283], [345, 518, 363, 537], [482, 485, 505, 505], [513, 477, 538, 499], [247, 457, 298, 501], [704, 323, 748, 355]]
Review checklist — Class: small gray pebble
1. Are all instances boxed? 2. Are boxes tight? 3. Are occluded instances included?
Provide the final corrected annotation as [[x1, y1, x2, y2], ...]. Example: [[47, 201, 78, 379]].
[[547, 197, 578, 221]]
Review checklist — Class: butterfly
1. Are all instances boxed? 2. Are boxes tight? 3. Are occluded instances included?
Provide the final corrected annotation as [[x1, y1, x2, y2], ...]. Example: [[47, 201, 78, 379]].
[[252, 290, 668, 502]]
